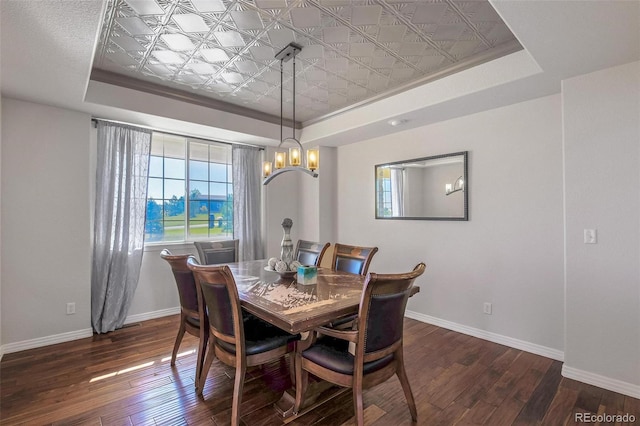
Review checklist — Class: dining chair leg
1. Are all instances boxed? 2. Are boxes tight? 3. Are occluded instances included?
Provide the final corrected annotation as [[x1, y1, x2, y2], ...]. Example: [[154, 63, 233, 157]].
[[231, 361, 247, 426], [197, 340, 215, 396], [171, 315, 186, 366], [353, 384, 365, 426], [195, 332, 208, 389], [395, 347, 418, 422]]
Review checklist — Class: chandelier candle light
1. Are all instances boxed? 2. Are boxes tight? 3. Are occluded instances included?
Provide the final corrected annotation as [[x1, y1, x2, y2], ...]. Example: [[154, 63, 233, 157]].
[[263, 42, 319, 185]]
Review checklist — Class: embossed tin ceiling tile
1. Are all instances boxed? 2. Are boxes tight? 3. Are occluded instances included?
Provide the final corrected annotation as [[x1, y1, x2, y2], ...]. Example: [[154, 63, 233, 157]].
[[249, 45, 276, 61], [247, 80, 270, 93], [390, 67, 414, 82], [327, 78, 347, 89], [173, 13, 210, 33], [349, 42, 375, 57], [431, 23, 467, 42], [398, 42, 426, 56], [290, 7, 322, 28], [191, 0, 226, 13], [230, 10, 265, 30], [200, 48, 230, 62], [161, 34, 197, 51], [325, 57, 349, 71], [371, 56, 396, 69], [152, 50, 185, 64], [348, 86, 367, 99], [221, 72, 244, 84], [377, 25, 407, 42], [146, 64, 173, 75], [208, 81, 233, 92], [234, 60, 260, 74], [299, 44, 324, 59], [417, 55, 444, 71], [113, 35, 145, 52], [411, 3, 449, 25], [449, 40, 482, 59], [351, 5, 382, 26], [348, 68, 370, 81], [115, 17, 154, 35], [106, 51, 139, 67], [126, 0, 164, 16], [213, 30, 247, 47], [255, 0, 289, 8], [267, 28, 297, 49], [323, 26, 350, 43], [304, 69, 327, 81], [188, 62, 218, 74]]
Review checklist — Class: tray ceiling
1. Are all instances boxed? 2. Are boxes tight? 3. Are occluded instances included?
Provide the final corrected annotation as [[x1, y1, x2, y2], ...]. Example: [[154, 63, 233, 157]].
[[91, 0, 521, 124]]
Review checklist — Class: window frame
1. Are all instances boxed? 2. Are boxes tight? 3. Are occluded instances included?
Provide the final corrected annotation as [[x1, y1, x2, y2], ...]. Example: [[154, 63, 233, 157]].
[[145, 132, 234, 245]]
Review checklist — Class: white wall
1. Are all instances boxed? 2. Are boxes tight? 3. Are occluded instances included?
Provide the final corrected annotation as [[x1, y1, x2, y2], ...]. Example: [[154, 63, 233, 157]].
[[336, 94, 565, 353], [563, 61, 640, 389], [1, 98, 92, 343]]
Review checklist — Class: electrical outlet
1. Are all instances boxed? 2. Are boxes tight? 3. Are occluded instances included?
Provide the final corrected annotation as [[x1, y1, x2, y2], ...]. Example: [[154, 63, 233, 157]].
[[483, 302, 492, 315], [66, 302, 76, 315]]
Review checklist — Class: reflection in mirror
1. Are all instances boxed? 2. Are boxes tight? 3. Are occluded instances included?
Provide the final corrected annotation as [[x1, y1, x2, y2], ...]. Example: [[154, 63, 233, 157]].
[[375, 151, 468, 220]]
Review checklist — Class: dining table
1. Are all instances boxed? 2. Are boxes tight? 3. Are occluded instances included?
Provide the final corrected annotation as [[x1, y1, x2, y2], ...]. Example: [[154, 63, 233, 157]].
[[226, 259, 420, 422]]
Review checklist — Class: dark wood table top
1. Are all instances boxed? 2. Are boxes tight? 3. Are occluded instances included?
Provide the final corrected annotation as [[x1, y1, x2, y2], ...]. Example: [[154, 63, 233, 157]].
[[228, 259, 420, 335], [227, 260, 367, 334]]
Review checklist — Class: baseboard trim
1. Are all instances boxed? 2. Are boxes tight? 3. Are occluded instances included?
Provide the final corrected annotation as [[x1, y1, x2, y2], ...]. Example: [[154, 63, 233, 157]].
[[124, 307, 180, 324], [562, 365, 640, 399], [1, 328, 94, 355], [405, 310, 564, 361], [0, 307, 180, 357]]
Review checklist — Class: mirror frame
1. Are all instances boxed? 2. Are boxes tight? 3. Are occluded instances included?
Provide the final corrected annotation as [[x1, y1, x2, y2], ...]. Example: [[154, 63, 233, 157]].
[[374, 151, 468, 221]]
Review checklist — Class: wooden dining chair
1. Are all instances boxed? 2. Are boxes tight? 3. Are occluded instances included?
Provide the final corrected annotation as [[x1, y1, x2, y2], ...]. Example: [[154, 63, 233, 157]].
[[294, 263, 426, 426], [187, 257, 300, 426], [331, 243, 379, 276], [160, 249, 208, 390], [295, 240, 330, 266], [194, 239, 239, 265]]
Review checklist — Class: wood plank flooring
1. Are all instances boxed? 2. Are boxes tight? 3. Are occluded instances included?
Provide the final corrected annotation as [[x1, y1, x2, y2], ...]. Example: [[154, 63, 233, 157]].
[[1, 316, 638, 425]]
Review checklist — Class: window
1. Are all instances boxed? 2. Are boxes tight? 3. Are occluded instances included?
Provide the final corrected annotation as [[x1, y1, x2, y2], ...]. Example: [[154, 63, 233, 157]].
[[376, 166, 392, 217], [145, 132, 233, 243]]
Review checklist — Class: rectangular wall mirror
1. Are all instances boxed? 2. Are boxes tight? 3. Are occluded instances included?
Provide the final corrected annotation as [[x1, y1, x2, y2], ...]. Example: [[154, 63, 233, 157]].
[[375, 151, 468, 220]]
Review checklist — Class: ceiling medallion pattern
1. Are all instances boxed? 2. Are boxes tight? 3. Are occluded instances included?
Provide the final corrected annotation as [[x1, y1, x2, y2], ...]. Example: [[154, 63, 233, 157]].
[[93, 0, 521, 123]]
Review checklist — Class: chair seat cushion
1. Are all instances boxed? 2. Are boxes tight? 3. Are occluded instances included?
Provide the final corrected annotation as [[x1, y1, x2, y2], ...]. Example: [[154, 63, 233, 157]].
[[218, 315, 299, 356], [302, 336, 394, 375], [185, 315, 201, 328]]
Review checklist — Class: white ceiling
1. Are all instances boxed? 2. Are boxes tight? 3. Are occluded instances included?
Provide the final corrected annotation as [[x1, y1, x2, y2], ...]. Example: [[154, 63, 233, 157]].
[[1, 1, 639, 147], [91, 0, 521, 123]]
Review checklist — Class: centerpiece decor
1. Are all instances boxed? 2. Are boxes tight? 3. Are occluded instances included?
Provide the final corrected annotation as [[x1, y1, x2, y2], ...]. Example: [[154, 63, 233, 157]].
[[265, 217, 301, 279]]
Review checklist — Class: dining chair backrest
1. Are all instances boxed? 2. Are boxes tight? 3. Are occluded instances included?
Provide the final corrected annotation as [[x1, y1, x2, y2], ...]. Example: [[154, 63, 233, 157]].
[[295, 240, 330, 266], [357, 263, 426, 354], [187, 257, 244, 350], [160, 249, 209, 390], [160, 249, 199, 313], [194, 239, 239, 265], [332, 243, 379, 276]]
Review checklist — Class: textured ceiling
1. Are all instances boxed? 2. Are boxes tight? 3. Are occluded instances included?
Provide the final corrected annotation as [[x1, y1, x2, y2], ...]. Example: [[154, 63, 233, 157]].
[[91, 0, 521, 124]]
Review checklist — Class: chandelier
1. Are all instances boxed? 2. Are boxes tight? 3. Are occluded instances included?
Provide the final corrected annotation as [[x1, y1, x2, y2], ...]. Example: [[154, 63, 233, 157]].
[[263, 43, 318, 185]]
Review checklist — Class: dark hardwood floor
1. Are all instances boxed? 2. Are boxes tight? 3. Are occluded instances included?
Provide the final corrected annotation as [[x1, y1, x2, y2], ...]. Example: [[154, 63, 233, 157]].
[[1, 316, 638, 425]]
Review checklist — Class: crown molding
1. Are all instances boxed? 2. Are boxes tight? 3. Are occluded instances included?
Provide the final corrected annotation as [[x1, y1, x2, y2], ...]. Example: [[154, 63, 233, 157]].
[[89, 69, 301, 129]]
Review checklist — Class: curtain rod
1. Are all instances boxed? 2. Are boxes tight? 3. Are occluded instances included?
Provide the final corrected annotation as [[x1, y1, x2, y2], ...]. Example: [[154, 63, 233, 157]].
[[91, 117, 265, 150]]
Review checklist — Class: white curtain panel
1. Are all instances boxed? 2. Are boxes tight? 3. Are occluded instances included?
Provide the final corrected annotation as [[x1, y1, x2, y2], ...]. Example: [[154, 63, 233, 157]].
[[92, 121, 151, 333], [232, 145, 264, 261]]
